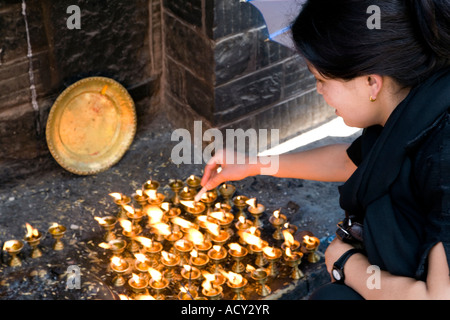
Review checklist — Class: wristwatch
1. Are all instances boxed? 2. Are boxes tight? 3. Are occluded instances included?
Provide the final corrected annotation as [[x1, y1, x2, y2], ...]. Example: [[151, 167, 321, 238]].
[[332, 248, 363, 283]]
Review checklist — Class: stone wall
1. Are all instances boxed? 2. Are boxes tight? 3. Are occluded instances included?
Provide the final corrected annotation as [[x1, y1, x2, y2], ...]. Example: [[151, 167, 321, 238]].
[[0, 0, 161, 183], [163, 0, 334, 146], [0, 0, 334, 183]]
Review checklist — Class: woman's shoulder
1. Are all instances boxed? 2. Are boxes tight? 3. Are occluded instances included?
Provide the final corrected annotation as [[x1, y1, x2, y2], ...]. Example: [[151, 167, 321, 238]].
[[409, 109, 450, 208]]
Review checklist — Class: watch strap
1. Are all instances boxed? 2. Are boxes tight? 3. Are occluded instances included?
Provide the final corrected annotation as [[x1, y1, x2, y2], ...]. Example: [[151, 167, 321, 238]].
[[332, 248, 363, 282]]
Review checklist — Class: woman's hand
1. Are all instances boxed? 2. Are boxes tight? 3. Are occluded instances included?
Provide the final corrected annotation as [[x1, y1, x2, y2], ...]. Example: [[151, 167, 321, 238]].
[[324, 237, 356, 280], [195, 149, 257, 201]]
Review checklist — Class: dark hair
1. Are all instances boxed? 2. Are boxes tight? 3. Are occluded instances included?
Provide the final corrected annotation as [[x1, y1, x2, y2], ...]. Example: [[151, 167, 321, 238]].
[[292, 0, 450, 87]]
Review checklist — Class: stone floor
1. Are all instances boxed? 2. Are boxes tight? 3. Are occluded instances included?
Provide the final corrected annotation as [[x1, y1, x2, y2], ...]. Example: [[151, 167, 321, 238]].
[[0, 111, 360, 300]]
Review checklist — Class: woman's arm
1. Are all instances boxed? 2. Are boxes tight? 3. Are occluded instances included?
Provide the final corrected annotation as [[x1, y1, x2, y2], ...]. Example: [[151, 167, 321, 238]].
[[326, 239, 450, 299], [199, 144, 357, 192]]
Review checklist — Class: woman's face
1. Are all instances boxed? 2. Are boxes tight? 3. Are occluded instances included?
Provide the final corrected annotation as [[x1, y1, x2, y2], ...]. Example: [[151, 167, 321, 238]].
[[308, 64, 385, 128]]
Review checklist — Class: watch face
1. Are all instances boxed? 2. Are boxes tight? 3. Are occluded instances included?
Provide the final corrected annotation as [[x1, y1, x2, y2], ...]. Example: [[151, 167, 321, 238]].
[[332, 269, 342, 281]]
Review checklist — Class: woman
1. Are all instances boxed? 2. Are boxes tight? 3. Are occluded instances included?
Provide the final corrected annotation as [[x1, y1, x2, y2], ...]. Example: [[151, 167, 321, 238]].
[[198, 0, 450, 299]]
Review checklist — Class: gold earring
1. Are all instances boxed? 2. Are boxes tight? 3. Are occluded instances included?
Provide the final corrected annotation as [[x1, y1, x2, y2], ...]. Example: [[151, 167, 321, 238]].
[[370, 96, 376, 102]]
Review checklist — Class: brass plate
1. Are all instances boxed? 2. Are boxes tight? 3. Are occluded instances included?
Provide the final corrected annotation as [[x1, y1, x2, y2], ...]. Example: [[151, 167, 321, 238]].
[[46, 77, 136, 175]]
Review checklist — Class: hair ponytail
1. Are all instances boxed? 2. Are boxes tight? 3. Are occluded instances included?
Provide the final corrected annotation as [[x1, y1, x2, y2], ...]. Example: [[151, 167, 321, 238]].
[[410, 0, 450, 60], [292, 0, 450, 88]]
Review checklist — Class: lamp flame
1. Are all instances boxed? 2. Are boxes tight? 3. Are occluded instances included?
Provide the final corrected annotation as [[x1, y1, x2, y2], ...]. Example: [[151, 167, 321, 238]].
[[245, 198, 257, 208], [246, 264, 256, 273], [285, 247, 293, 257], [122, 205, 135, 215], [240, 231, 263, 248], [111, 256, 124, 267], [94, 217, 107, 225], [229, 242, 242, 253], [152, 222, 171, 236], [98, 242, 110, 249], [172, 217, 195, 229], [134, 253, 147, 264], [144, 189, 157, 200], [135, 236, 153, 248], [209, 211, 225, 221], [180, 200, 195, 209], [221, 270, 243, 285], [131, 273, 141, 284], [109, 192, 123, 201], [145, 206, 164, 224], [303, 235, 316, 245], [273, 210, 280, 219], [263, 246, 276, 257], [25, 223, 39, 239], [282, 230, 295, 246], [161, 251, 176, 262], [190, 249, 198, 258], [148, 267, 162, 282], [185, 228, 204, 245], [119, 219, 132, 233]]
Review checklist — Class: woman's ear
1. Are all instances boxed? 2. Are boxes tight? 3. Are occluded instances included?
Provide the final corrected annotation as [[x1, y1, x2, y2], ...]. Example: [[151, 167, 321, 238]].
[[367, 75, 383, 101]]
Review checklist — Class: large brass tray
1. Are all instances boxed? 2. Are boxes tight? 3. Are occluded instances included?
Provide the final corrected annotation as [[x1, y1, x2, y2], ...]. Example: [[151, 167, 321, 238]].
[[46, 77, 137, 175]]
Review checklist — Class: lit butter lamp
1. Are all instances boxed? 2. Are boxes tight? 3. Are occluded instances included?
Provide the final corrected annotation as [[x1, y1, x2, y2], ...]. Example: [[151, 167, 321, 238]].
[[133, 189, 149, 208], [246, 198, 265, 228], [98, 238, 127, 258], [228, 243, 248, 274], [171, 217, 196, 234], [240, 231, 268, 267], [148, 267, 169, 300], [210, 207, 235, 237], [110, 256, 130, 287], [281, 230, 300, 252], [286, 221, 298, 233], [178, 285, 199, 300], [201, 272, 224, 300], [145, 189, 165, 206], [218, 183, 236, 207], [262, 246, 282, 277], [3, 240, 24, 267], [222, 270, 248, 300], [161, 251, 181, 280], [143, 179, 160, 191], [197, 215, 220, 241], [189, 249, 209, 270], [94, 216, 117, 242], [128, 273, 149, 296], [179, 186, 195, 202], [24, 223, 42, 258], [232, 195, 249, 219], [162, 202, 181, 219], [173, 239, 194, 266], [302, 235, 321, 263], [181, 200, 206, 218], [109, 192, 131, 219], [207, 245, 228, 274], [168, 179, 184, 205], [186, 175, 201, 192], [48, 223, 66, 251], [185, 228, 213, 254], [180, 264, 201, 293], [269, 209, 287, 240], [284, 247, 304, 280], [200, 189, 218, 214], [120, 218, 141, 253], [134, 253, 152, 281], [247, 265, 271, 297], [135, 236, 162, 268]]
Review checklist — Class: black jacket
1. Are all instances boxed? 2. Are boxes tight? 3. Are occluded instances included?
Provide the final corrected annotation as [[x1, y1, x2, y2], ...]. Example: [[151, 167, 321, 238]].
[[339, 67, 450, 280]]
